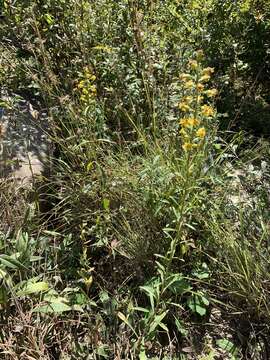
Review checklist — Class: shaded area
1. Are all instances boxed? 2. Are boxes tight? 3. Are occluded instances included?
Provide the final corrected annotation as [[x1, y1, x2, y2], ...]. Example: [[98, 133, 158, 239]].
[[0, 96, 51, 184]]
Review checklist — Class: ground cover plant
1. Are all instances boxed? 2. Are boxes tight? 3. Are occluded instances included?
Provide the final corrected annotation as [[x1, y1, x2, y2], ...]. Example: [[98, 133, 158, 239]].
[[0, 0, 270, 359]]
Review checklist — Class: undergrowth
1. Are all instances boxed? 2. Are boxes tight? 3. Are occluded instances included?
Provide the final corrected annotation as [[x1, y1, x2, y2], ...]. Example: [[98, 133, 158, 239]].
[[0, 1, 270, 359]]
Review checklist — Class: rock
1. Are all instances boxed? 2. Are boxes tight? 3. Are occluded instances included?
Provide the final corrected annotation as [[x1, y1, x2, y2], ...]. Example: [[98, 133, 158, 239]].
[[0, 94, 52, 186]]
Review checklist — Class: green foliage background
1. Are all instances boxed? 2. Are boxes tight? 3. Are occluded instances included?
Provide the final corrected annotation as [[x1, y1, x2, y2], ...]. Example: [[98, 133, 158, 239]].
[[1, 0, 270, 358]]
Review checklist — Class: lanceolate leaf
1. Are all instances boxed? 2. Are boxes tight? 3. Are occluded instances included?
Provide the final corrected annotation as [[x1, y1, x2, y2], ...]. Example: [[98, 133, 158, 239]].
[[16, 281, 49, 296], [33, 302, 72, 313], [149, 310, 168, 335], [0, 255, 27, 270]]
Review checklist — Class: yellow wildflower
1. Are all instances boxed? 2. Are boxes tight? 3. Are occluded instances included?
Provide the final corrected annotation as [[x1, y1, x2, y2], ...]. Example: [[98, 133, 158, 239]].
[[202, 67, 214, 76], [77, 80, 85, 89], [179, 118, 189, 127], [205, 89, 218, 97], [188, 117, 200, 127], [201, 105, 215, 117], [189, 60, 198, 70], [178, 102, 190, 112], [179, 128, 189, 138], [184, 96, 193, 103], [90, 85, 97, 95], [196, 83, 204, 92], [179, 73, 191, 81], [198, 95, 204, 102], [199, 74, 211, 82], [196, 50, 204, 61], [86, 74, 96, 81], [184, 80, 194, 89], [196, 127, 206, 138], [182, 142, 194, 151]]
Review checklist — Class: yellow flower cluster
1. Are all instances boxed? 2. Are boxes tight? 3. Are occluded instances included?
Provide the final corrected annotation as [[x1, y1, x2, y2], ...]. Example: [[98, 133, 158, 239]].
[[75, 67, 97, 103], [201, 105, 215, 117], [182, 142, 197, 151], [180, 117, 200, 127], [189, 60, 198, 70], [196, 127, 206, 138], [178, 102, 191, 112], [196, 83, 204, 92], [179, 73, 191, 81], [184, 80, 194, 89], [178, 50, 218, 152], [205, 89, 218, 98], [202, 67, 215, 76]]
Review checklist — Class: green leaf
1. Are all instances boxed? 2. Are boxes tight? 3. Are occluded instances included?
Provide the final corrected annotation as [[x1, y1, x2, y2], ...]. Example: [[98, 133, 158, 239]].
[[86, 161, 93, 172], [95, 344, 109, 358], [132, 306, 149, 313], [102, 198, 110, 211], [99, 290, 110, 303], [187, 294, 208, 316], [192, 263, 210, 279], [139, 349, 147, 360], [16, 281, 49, 296], [167, 274, 191, 295], [216, 339, 238, 356], [43, 13, 54, 25], [0, 286, 8, 305], [30, 256, 43, 262], [0, 254, 27, 270], [71, 292, 89, 306], [140, 284, 157, 310], [33, 302, 72, 314], [0, 269, 7, 280], [200, 295, 209, 306], [175, 318, 188, 337], [117, 311, 138, 336], [44, 295, 68, 303], [149, 311, 168, 335], [159, 322, 169, 332], [192, 270, 210, 279], [192, 304, 206, 316]]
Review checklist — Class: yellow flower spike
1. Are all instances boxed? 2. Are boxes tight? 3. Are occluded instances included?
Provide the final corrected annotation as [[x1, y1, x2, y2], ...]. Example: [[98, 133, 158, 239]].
[[196, 50, 205, 61], [196, 127, 206, 138], [184, 96, 193, 103], [198, 95, 204, 102], [184, 80, 194, 89], [201, 105, 215, 117], [189, 60, 198, 70], [205, 89, 218, 98], [84, 275, 93, 292], [178, 102, 190, 112], [182, 142, 194, 151], [202, 67, 215, 76], [179, 73, 191, 81], [179, 128, 189, 138], [90, 85, 97, 93], [188, 117, 200, 127], [196, 83, 204, 92], [77, 80, 85, 89], [179, 118, 190, 127], [199, 74, 211, 82]]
